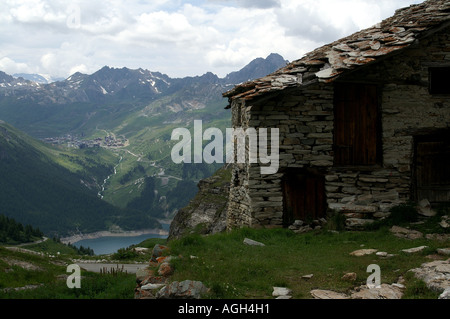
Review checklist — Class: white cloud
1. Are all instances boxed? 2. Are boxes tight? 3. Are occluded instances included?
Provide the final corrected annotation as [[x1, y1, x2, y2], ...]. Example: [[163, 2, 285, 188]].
[[0, 0, 425, 78], [0, 56, 34, 74]]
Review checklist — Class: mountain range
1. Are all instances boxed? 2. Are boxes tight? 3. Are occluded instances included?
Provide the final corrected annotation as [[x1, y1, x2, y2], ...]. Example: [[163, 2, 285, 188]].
[[13, 73, 65, 84], [0, 53, 288, 237]]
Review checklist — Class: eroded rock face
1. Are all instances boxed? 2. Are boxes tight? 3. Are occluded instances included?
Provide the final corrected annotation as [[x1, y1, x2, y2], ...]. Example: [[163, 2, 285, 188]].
[[168, 167, 230, 240]]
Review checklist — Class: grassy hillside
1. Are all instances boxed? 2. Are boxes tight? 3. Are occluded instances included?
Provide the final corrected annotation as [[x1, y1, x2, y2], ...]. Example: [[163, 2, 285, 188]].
[[96, 93, 230, 217], [0, 121, 161, 237], [166, 209, 449, 299], [0, 244, 135, 299], [1, 204, 447, 300]]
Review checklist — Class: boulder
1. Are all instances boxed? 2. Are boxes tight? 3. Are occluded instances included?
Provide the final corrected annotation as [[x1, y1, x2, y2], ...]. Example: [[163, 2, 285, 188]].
[[156, 280, 209, 299]]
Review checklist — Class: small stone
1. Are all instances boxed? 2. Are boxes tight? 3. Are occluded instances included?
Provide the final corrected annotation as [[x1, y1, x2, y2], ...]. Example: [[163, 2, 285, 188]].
[[426, 233, 450, 241], [141, 283, 165, 290], [136, 268, 153, 283], [293, 225, 312, 233], [439, 287, 450, 299], [350, 284, 403, 299], [342, 272, 357, 281], [350, 249, 378, 256], [152, 244, 169, 262], [440, 216, 449, 229], [391, 283, 405, 289], [156, 280, 208, 299], [417, 199, 436, 217], [437, 248, 450, 256], [390, 226, 423, 240], [401, 246, 428, 254], [272, 287, 292, 297], [158, 262, 174, 276], [133, 247, 149, 254], [310, 289, 349, 299], [293, 220, 304, 226], [302, 274, 314, 280], [410, 259, 450, 293], [243, 238, 265, 246], [376, 251, 388, 257], [275, 295, 292, 299], [346, 218, 375, 229]]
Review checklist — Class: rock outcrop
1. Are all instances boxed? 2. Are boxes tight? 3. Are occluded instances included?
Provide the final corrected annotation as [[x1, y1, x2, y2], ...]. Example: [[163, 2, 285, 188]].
[[134, 244, 209, 299], [168, 166, 231, 240], [410, 259, 450, 296]]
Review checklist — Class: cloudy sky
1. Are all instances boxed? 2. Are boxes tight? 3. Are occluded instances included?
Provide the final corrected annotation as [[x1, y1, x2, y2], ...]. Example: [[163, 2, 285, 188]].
[[0, 0, 424, 79]]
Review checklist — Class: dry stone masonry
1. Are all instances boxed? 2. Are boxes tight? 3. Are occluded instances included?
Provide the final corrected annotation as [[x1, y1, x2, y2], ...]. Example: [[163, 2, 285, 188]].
[[223, 0, 450, 231]]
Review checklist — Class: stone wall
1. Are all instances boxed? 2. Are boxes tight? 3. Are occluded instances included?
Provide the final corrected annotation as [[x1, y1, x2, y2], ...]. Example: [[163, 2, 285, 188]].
[[226, 26, 450, 230]]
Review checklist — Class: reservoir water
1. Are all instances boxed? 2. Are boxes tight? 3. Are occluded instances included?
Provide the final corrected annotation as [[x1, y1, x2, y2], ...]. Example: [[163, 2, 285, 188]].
[[72, 224, 170, 255]]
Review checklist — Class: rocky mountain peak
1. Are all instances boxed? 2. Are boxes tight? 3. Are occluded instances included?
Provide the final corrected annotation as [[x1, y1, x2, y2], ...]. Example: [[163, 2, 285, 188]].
[[223, 53, 289, 85]]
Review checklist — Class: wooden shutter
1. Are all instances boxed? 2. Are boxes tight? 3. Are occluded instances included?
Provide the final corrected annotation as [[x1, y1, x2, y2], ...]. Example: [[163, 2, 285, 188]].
[[334, 83, 379, 165]]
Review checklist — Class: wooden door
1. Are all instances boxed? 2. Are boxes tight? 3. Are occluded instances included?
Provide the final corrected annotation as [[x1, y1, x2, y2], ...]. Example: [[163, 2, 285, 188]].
[[282, 170, 326, 224], [334, 83, 379, 165], [415, 134, 450, 203]]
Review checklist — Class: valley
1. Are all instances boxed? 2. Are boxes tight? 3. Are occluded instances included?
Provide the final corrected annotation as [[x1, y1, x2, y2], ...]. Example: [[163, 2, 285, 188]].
[[0, 53, 288, 238]]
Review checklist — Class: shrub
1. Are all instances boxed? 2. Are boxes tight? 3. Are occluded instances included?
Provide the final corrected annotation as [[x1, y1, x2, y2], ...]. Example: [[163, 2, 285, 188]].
[[112, 247, 139, 260], [325, 212, 347, 231], [389, 202, 418, 224]]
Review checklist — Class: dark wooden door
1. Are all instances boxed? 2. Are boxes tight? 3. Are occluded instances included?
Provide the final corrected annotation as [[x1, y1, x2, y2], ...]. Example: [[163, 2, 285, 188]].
[[334, 83, 379, 165], [282, 170, 326, 223], [415, 135, 450, 203]]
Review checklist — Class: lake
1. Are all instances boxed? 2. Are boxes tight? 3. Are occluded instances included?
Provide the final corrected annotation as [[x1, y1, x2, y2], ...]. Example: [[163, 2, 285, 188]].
[[72, 224, 170, 255]]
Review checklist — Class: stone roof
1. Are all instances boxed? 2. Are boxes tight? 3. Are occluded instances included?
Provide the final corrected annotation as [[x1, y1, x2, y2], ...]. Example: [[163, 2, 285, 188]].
[[223, 0, 450, 104]]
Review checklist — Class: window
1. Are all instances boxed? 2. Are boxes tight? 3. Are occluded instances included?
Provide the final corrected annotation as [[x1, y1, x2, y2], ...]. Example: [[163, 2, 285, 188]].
[[429, 67, 450, 95], [334, 83, 380, 166]]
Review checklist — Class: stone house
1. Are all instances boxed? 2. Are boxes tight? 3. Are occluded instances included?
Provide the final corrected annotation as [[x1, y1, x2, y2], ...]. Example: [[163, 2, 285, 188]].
[[222, 0, 450, 230]]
